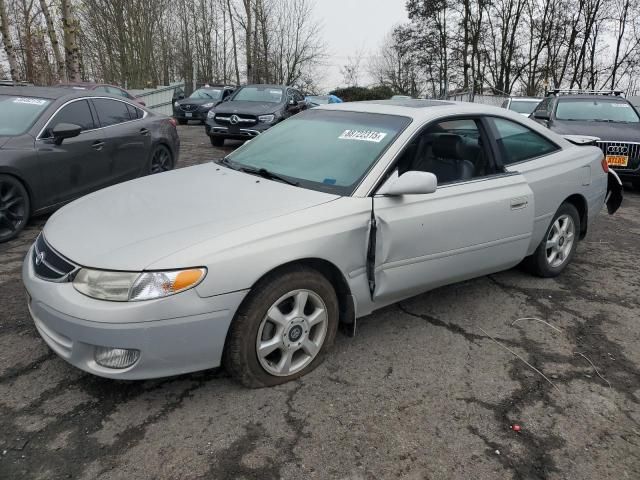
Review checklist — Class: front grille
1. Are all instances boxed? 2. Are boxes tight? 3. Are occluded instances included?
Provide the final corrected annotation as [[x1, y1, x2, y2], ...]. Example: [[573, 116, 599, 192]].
[[214, 113, 257, 125], [596, 141, 640, 169], [180, 104, 198, 112], [33, 234, 77, 282]]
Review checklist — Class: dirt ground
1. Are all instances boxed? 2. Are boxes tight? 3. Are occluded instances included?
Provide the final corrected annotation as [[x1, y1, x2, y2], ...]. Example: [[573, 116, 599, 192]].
[[1, 124, 639, 480]]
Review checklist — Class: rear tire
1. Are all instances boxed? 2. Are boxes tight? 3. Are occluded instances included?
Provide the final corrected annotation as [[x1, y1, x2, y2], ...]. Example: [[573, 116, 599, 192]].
[[210, 136, 225, 147], [0, 174, 30, 243], [149, 144, 174, 174], [525, 202, 580, 278], [223, 266, 338, 388]]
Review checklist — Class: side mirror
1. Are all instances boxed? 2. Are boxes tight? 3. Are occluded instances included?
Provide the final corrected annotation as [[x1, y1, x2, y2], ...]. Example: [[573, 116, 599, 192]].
[[533, 110, 550, 121], [288, 98, 296, 106], [377, 171, 438, 196], [51, 123, 81, 145]]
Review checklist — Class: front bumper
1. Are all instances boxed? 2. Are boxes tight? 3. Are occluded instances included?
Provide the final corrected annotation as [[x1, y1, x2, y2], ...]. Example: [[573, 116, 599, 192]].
[[205, 120, 273, 140], [173, 109, 210, 121], [22, 246, 248, 380]]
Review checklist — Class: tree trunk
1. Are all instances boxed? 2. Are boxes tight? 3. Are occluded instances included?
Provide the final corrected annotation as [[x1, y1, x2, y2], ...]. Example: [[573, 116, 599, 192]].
[[0, 0, 19, 81], [227, 0, 241, 85], [39, 0, 64, 80], [60, 0, 81, 81], [243, 0, 253, 83]]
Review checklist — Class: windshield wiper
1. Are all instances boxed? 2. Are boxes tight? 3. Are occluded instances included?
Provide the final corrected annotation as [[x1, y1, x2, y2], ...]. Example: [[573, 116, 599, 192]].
[[239, 166, 299, 186]]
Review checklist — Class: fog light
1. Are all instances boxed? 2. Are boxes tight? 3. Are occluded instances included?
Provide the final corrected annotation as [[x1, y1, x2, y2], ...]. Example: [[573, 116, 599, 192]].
[[94, 346, 140, 369]]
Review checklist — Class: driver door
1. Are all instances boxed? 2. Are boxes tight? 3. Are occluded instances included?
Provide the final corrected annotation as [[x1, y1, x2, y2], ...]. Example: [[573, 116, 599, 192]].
[[370, 117, 535, 304]]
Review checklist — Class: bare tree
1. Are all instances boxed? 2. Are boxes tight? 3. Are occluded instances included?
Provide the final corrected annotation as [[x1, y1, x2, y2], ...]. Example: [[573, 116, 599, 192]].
[[61, 0, 81, 81], [0, 0, 19, 81]]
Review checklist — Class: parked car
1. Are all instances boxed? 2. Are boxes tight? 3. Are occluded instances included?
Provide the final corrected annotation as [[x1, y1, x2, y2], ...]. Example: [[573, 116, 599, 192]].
[[55, 82, 146, 106], [530, 89, 640, 189], [501, 96, 541, 116], [0, 87, 180, 242], [173, 85, 235, 125], [23, 100, 621, 387], [391, 95, 412, 100], [305, 94, 343, 107], [205, 84, 308, 146]]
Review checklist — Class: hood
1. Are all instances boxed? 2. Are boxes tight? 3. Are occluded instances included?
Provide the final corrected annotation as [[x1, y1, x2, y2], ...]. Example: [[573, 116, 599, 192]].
[[176, 98, 220, 107], [44, 163, 338, 270], [550, 120, 640, 142], [214, 101, 283, 116]]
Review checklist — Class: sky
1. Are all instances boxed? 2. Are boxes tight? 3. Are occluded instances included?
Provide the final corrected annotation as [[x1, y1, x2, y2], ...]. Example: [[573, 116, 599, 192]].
[[313, 0, 409, 92]]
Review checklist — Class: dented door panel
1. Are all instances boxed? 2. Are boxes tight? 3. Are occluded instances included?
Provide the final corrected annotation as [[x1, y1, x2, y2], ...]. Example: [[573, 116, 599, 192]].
[[370, 174, 535, 303]]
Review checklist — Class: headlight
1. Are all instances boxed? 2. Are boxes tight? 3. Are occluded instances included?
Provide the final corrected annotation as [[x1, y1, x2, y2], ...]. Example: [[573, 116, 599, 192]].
[[258, 114, 275, 124], [73, 268, 206, 302], [174, 101, 179, 108], [202, 102, 215, 109]]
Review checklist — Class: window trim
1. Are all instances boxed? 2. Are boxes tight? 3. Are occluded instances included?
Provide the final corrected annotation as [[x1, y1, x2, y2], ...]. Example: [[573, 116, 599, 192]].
[[39, 98, 97, 138], [484, 114, 561, 168], [36, 96, 148, 140], [369, 114, 511, 196]]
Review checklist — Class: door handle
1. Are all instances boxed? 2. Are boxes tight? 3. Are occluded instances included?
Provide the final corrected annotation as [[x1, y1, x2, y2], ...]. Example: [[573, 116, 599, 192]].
[[139, 128, 150, 136], [510, 197, 528, 210], [91, 141, 105, 151]]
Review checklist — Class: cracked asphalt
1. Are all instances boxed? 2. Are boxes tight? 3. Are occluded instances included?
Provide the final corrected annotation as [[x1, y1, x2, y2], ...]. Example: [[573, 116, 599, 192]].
[[1, 124, 639, 479]]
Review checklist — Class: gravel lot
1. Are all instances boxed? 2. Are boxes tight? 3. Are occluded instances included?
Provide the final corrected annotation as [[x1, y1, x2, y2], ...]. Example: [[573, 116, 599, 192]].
[[1, 124, 639, 479]]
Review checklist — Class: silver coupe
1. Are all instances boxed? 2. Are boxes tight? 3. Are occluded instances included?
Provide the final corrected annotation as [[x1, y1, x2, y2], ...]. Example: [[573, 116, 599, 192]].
[[22, 99, 622, 387]]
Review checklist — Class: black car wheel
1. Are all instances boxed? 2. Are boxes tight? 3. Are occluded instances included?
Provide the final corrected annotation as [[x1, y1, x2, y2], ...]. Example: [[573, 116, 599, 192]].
[[149, 145, 174, 174], [0, 174, 30, 243], [177, 119, 187, 125], [210, 136, 225, 147]]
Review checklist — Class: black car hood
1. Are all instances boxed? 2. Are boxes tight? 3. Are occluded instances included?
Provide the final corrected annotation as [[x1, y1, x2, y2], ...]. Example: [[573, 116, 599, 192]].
[[214, 101, 283, 116], [550, 120, 640, 142], [176, 98, 220, 106]]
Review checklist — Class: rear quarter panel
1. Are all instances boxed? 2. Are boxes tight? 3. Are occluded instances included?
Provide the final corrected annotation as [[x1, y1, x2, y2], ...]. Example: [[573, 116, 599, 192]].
[[507, 144, 606, 254]]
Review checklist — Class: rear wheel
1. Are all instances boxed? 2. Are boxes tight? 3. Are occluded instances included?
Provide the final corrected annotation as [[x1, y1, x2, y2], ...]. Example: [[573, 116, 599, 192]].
[[149, 144, 173, 174], [526, 202, 580, 277], [224, 266, 338, 388], [210, 136, 225, 147], [0, 174, 30, 243]]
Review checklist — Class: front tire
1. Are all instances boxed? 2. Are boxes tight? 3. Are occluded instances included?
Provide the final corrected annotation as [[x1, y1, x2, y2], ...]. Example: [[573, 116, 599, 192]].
[[526, 202, 580, 277], [0, 174, 30, 243], [210, 136, 225, 147], [224, 266, 339, 388]]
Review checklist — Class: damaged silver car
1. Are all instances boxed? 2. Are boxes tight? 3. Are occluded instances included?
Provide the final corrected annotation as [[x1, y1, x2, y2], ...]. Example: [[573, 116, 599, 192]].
[[22, 99, 622, 387]]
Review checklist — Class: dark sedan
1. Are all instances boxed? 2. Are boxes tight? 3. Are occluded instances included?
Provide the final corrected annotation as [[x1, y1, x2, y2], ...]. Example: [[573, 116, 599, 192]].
[[205, 84, 307, 146], [0, 87, 180, 242], [173, 86, 235, 125]]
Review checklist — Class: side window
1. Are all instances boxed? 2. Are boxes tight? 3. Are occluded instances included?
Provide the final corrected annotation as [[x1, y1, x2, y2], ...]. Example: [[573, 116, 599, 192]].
[[107, 86, 127, 98], [45, 100, 95, 136], [125, 103, 144, 120], [94, 86, 109, 93], [490, 117, 558, 165], [396, 118, 495, 184], [92, 98, 131, 127], [534, 97, 550, 113], [293, 90, 304, 102]]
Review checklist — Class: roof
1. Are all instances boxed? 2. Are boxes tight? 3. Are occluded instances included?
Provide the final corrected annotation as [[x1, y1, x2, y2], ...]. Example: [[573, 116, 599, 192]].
[[554, 94, 631, 101], [510, 97, 541, 102], [0, 85, 127, 101]]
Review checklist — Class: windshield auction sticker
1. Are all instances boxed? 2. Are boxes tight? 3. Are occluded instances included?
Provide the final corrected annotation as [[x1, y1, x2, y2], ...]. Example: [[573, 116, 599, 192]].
[[339, 130, 387, 143], [13, 97, 48, 106]]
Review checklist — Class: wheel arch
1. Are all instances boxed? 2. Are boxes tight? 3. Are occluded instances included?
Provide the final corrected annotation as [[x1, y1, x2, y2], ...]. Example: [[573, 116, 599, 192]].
[[562, 193, 588, 239], [0, 169, 34, 214]]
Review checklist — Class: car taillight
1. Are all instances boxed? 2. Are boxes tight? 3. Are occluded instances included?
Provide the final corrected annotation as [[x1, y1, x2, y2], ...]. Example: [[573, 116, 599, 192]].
[[601, 157, 609, 173], [168, 118, 177, 127]]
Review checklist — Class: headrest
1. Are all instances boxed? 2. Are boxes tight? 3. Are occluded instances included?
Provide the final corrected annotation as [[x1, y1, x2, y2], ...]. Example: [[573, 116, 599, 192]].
[[432, 134, 463, 159]]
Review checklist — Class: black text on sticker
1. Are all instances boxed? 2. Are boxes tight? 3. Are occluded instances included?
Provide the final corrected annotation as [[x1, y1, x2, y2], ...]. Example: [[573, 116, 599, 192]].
[[339, 130, 387, 143]]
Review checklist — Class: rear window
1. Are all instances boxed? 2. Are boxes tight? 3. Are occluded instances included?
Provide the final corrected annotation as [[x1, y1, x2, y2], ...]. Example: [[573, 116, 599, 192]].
[[508, 100, 539, 114], [555, 99, 640, 122], [0, 95, 52, 136]]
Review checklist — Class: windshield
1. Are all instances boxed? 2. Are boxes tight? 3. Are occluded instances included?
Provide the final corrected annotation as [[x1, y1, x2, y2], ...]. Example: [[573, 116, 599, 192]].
[[232, 86, 284, 103], [509, 100, 539, 114], [224, 110, 410, 195], [0, 95, 52, 136], [190, 88, 222, 100], [555, 99, 640, 122]]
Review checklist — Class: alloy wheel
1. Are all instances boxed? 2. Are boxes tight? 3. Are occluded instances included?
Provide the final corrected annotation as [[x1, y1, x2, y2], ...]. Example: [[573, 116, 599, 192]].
[[0, 180, 27, 240], [150, 146, 172, 174], [256, 289, 329, 377], [545, 214, 575, 268]]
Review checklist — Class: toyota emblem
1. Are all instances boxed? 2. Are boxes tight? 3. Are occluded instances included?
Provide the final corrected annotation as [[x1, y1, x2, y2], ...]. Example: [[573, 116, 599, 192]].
[[230, 115, 240, 125], [608, 145, 629, 154], [35, 251, 46, 266]]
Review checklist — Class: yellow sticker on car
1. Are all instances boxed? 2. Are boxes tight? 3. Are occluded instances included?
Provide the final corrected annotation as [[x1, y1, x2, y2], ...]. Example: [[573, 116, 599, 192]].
[[606, 155, 628, 167]]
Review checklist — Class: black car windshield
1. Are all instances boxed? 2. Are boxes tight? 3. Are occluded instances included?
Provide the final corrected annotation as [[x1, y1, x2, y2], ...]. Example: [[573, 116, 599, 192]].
[[555, 99, 640, 122], [224, 110, 411, 195], [232, 86, 284, 103], [509, 100, 539, 114], [190, 88, 222, 100], [0, 95, 52, 136]]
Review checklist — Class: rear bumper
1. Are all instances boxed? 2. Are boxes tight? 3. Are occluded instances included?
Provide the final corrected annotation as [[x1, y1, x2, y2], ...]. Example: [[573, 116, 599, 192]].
[[22, 245, 248, 380]]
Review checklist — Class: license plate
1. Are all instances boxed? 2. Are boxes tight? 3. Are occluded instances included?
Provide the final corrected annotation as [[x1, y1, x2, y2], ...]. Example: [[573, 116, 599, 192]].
[[606, 155, 628, 167], [185, 112, 192, 118]]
